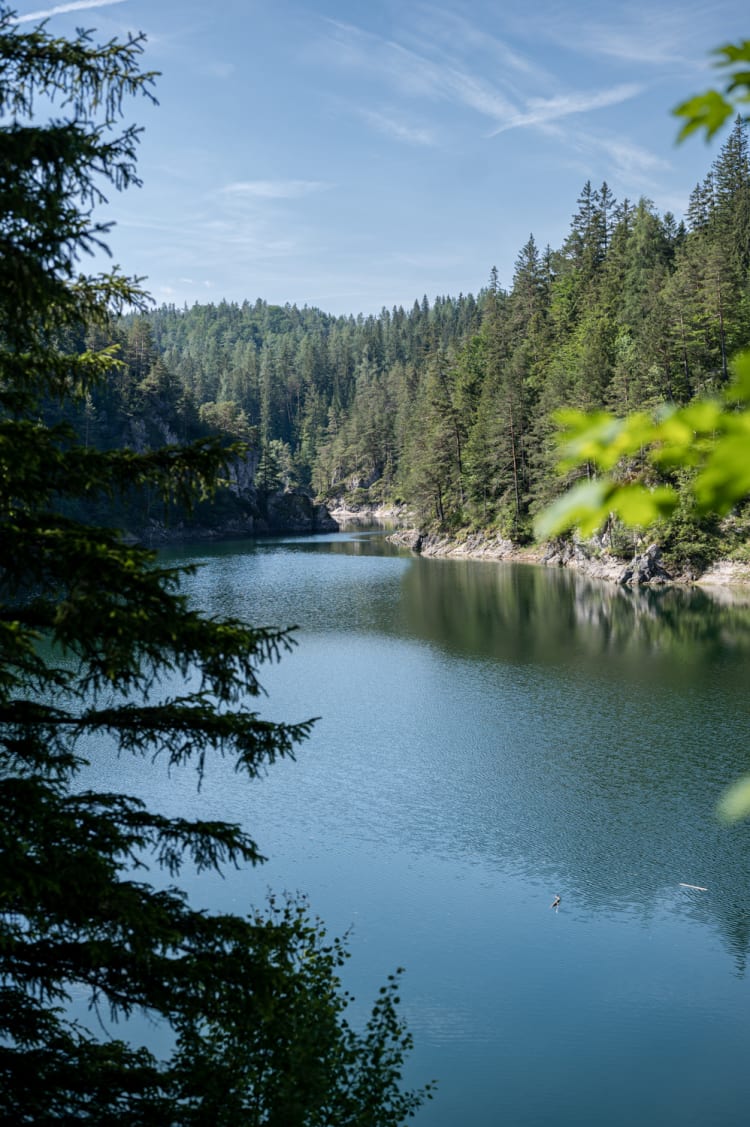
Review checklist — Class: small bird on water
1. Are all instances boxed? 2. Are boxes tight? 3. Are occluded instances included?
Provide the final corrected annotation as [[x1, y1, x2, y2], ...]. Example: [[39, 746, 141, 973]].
[[550, 894, 561, 911]]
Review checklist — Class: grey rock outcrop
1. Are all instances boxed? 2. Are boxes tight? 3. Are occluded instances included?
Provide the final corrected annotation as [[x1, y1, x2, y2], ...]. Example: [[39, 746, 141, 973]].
[[388, 529, 425, 552], [542, 538, 624, 582], [263, 490, 338, 533], [617, 544, 671, 586]]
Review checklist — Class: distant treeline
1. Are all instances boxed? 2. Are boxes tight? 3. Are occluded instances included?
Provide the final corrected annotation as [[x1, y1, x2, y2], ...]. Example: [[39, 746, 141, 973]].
[[73, 118, 750, 557]]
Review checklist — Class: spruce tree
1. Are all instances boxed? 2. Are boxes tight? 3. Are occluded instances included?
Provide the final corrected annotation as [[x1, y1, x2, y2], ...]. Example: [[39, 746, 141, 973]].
[[0, 10, 426, 1122], [711, 116, 750, 275]]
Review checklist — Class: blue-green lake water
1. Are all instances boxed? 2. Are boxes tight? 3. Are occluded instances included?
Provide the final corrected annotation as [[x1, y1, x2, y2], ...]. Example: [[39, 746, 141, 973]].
[[87, 529, 750, 1126]]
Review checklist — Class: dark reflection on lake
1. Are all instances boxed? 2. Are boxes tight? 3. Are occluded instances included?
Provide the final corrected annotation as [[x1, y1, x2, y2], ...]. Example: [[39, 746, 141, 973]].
[[115, 532, 750, 1126]]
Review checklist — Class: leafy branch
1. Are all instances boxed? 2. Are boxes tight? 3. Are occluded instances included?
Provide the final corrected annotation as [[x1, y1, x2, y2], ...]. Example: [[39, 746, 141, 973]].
[[674, 40, 750, 140], [536, 349, 750, 539]]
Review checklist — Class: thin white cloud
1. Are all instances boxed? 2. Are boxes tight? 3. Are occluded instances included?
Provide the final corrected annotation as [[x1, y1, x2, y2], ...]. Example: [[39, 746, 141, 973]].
[[489, 83, 643, 135], [385, 249, 469, 270], [199, 61, 236, 80], [440, 62, 519, 123], [595, 135, 670, 177], [16, 0, 127, 23], [536, 4, 709, 67], [660, 191, 695, 217], [322, 17, 643, 142], [572, 27, 691, 67], [534, 122, 673, 197], [360, 108, 436, 146], [220, 180, 329, 200], [322, 20, 518, 125], [115, 210, 303, 265], [116, 216, 180, 234], [413, 4, 555, 87]]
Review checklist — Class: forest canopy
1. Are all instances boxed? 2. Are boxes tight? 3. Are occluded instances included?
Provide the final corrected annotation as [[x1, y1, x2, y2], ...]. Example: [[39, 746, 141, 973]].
[[94, 113, 750, 570]]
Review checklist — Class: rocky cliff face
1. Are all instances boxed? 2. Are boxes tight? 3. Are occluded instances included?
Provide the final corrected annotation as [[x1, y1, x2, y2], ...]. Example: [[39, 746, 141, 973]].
[[544, 539, 683, 585], [262, 491, 338, 535], [132, 480, 338, 545]]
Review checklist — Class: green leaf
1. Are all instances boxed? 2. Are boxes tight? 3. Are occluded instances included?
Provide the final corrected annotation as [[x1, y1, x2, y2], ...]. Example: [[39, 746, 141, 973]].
[[672, 398, 724, 434], [607, 484, 677, 526], [558, 412, 663, 474], [727, 349, 750, 401], [534, 478, 614, 539], [727, 70, 750, 93], [694, 435, 750, 512], [675, 41, 750, 143], [713, 40, 750, 65], [673, 91, 735, 141], [717, 774, 750, 823]]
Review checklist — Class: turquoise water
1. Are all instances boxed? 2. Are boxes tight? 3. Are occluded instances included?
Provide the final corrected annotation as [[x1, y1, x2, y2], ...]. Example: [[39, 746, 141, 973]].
[[86, 531, 750, 1126]]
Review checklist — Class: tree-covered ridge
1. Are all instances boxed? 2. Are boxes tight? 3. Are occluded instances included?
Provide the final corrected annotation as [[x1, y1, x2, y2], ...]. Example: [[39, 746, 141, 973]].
[[131, 292, 483, 495], [112, 117, 749, 551]]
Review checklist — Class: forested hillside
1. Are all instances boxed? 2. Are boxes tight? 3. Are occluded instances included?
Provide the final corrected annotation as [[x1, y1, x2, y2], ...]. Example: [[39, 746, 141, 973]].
[[102, 119, 750, 554]]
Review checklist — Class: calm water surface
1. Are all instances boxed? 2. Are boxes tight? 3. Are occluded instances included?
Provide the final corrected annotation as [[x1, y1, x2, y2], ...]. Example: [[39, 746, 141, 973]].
[[91, 530, 750, 1126]]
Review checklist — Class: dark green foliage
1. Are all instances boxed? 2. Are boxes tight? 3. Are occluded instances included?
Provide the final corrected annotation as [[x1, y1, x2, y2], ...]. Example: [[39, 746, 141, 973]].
[[658, 485, 723, 573], [32, 46, 750, 550], [403, 350, 467, 527], [535, 349, 750, 543], [0, 9, 429, 1121], [122, 291, 484, 509], [120, 125, 750, 548]]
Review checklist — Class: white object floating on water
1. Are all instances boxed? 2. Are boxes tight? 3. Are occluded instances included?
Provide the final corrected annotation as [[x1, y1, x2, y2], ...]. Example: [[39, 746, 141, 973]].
[[679, 883, 708, 891]]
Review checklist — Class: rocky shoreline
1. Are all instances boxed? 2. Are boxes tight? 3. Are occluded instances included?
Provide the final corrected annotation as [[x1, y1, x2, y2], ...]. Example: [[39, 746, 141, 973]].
[[386, 526, 750, 590], [137, 485, 750, 589], [327, 501, 407, 524]]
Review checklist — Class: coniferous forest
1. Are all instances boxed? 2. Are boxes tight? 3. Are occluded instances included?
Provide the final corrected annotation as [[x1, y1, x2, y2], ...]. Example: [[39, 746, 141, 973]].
[[73, 118, 750, 562], [5, 8, 750, 1121]]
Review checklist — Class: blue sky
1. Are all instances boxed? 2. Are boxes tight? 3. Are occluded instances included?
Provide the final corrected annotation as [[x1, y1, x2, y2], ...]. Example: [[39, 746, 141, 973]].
[[13, 0, 750, 315]]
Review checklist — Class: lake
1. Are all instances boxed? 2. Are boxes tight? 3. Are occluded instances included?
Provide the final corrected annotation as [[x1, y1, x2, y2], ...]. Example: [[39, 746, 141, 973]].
[[88, 528, 750, 1126]]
